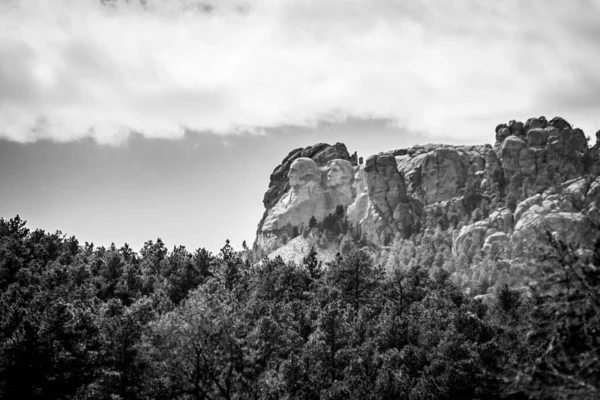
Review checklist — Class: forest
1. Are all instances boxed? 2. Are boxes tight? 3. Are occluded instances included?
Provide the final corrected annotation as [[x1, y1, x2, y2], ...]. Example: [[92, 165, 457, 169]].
[[1, 215, 599, 399]]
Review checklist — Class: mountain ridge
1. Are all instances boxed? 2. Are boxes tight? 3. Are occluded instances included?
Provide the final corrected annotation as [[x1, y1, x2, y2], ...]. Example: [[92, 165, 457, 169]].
[[253, 116, 600, 281]]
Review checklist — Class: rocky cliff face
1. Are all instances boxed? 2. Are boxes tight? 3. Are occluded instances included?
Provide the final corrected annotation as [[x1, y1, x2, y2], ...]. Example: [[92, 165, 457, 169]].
[[255, 143, 356, 256], [254, 117, 600, 266]]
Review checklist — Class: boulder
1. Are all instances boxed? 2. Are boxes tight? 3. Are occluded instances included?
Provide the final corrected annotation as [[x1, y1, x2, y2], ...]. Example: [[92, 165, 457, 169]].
[[483, 232, 510, 255], [495, 123, 508, 134], [454, 221, 490, 256], [524, 117, 547, 132], [496, 127, 511, 143], [509, 120, 525, 137], [526, 128, 548, 147], [549, 116, 572, 130]]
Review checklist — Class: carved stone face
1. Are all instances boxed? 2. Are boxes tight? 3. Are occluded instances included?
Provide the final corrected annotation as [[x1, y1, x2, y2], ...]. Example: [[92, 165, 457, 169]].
[[288, 158, 321, 190], [324, 159, 354, 188]]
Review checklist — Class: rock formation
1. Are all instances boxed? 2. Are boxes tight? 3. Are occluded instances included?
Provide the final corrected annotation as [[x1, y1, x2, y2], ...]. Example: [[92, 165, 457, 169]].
[[255, 144, 356, 256], [253, 116, 600, 266], [362, 153, 422, 240], [261, 143, 352, 211]]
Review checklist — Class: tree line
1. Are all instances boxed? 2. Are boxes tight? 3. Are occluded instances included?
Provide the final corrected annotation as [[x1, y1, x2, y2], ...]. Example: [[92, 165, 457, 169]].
[[1, 216, 598, 399]]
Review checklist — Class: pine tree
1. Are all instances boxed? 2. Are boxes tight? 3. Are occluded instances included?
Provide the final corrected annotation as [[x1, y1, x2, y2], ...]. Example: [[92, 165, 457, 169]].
[[327, 250, 384, 311], [303, 246, 322, 281]]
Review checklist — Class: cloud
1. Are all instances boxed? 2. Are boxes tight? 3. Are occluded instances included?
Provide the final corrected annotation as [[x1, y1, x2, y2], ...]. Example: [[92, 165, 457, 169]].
[[1, 0, 599, 144]]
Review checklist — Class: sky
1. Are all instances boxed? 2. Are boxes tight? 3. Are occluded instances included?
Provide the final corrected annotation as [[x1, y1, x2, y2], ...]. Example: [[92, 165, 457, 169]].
[[1, 0, 600, 253]]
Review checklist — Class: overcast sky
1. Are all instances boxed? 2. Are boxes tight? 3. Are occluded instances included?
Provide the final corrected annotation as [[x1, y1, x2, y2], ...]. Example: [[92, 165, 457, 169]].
[[1, 0, 600, 253]]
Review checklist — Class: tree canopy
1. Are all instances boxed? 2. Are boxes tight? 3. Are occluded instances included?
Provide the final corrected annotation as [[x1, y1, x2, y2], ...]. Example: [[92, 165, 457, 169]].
[[1, 215, 598, 399]]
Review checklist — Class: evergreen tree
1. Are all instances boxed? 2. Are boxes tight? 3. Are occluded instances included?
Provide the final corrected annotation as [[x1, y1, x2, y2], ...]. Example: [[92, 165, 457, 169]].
[[303, 246, 323, 281], [327, 250, 384, 312]]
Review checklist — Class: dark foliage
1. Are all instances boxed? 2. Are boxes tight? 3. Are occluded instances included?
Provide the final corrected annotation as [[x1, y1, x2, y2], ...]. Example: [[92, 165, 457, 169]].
[[1, 216, 597, 399]]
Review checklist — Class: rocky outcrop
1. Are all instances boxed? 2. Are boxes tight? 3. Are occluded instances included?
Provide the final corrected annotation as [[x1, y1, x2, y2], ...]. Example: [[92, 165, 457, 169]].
[[452, 176, 600, 258], [255, 150, 424, 256], [262, 143, 352, 210], [254, 116, 600, 263], [361, 153, 423, 242], [391, 144, 493, 211], [511, 177, 600, 255], [264, 157, 356, 230], [495, 116, 589, 199], [483, 232, 510, 257], [396, 148, 469, 204], [255, 143, 354, 255]]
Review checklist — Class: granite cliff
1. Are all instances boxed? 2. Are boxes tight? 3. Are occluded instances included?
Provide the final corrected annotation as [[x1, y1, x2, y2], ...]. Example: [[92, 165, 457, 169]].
[[253, 117, 600, 272]]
